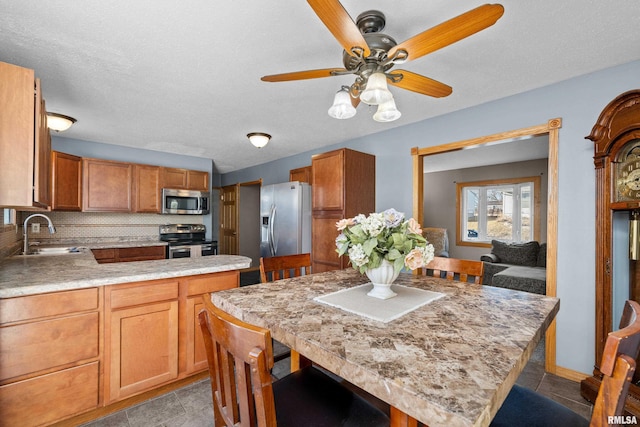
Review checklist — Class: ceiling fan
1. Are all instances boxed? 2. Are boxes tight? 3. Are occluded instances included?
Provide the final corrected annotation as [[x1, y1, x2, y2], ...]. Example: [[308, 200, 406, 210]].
[[261, 0, 504, 121]]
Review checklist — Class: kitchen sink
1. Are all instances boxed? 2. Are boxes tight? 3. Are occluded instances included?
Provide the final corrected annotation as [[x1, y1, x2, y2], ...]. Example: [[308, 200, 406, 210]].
[[25, 247, 83, 255]]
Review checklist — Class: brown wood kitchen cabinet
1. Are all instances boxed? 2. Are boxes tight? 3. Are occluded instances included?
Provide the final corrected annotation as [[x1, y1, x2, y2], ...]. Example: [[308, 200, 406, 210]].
[[160, 167, 209, 191], [180, 271, 238, 374], [105, 279, 180, 403], [0, 61, 51, 209], [132, 164, 161, 213], [92, 246, 166, 263], [52, 150, 82, 211], [311, 148, 375, 272], [0, 288, 102, 426], [289, 165, 312, 184], [104, 271, 238, 404], [83, 158, 132, 212]]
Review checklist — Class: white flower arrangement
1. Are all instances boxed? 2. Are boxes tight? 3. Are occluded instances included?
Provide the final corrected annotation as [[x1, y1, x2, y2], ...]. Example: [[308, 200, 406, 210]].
[[335, 208, 435, 274]]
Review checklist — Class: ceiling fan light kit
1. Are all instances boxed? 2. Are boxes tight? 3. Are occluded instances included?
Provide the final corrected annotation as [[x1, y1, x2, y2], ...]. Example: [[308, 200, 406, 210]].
[[328, 86, 357, 119], [247, 132, 271, 148], [373, 97, 402, 122], [261, 1, 504, 122], [359, 72, 393, 106]]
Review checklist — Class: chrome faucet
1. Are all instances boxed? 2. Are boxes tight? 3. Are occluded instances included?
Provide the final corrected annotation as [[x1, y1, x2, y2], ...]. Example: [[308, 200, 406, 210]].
[[23, 213, 56, 254]]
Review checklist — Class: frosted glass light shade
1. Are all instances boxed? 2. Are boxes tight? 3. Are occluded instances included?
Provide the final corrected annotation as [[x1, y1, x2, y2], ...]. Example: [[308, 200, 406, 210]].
[[373, 97, 401, 122], [360, 72, 392, 106], [328, 89, 356, 119], [247, 132, 271, 148], [47, 113, 76, 132]]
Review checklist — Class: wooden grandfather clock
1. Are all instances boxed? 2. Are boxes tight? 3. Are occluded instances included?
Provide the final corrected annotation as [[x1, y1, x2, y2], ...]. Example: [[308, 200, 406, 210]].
[[581, 89, 640, 412]]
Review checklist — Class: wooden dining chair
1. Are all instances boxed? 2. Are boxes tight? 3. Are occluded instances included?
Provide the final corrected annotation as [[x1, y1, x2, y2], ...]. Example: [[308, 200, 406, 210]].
[[259, 254, 312, 364], [421, 256, 485, 284], [491, 299, 640, 427], [259, 253, 312, 283], [198, 296, 390, 427]]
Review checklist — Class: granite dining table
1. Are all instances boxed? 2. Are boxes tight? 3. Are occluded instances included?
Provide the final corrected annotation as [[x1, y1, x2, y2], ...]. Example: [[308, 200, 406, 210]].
[[209, 268, 560, 427]]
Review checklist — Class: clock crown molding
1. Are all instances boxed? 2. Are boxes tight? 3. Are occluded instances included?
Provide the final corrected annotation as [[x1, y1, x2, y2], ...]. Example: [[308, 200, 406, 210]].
[[589, 89, 640, 161]]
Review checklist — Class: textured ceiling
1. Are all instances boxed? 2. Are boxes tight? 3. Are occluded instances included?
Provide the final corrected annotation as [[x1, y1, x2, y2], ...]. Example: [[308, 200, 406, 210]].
[[1, 1, 639, 173]]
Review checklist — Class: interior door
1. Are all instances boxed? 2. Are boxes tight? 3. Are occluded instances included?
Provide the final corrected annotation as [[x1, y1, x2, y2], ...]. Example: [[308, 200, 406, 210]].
[[220, 184, 239, 254]]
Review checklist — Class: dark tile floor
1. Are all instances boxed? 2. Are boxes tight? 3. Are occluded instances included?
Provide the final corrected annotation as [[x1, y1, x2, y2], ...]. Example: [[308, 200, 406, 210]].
[[80, 341, 593, 426]]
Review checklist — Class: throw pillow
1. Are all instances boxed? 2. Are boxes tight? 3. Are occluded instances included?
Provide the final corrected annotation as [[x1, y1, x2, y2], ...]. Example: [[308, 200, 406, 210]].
[[491, 240, 540, 267], [537, 243, 547, 267]]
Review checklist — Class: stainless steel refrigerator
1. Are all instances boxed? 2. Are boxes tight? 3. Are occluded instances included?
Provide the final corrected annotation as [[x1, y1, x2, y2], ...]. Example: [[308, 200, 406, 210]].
[[260, 181, 311, 258]]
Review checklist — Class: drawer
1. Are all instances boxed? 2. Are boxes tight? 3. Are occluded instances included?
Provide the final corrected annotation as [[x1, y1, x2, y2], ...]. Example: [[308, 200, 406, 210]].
[[0, 362, 99, 427], [0, 288, 98, 325], [110, 280, 179, 309], [0, 312, 99, 381], [118, 245, 166, 261], [186, 271, 238, 296]]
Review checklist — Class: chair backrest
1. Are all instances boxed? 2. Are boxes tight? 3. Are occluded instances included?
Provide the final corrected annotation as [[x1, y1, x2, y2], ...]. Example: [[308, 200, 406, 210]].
[[260, 253, 312, 283], [423, 227, 449, 257], [421, 256, 485, 284], [591, 300, 640, 425], [198, 296, 277, 427]]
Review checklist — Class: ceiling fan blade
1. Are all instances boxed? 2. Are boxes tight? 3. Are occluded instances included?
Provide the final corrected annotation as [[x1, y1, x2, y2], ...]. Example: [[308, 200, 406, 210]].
[[387, 4, 504, 62], [388, 70, 452, 98], [261, 68, 348, 82], [307, 0, 370, 57]]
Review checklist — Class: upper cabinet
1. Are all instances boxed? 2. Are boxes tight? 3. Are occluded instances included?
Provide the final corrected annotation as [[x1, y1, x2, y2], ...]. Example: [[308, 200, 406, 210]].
[[290, 166, 312, 184], [0, 61, 51, 209], [52, 151, 82, 211], [160, 167, 209, 191], [132, 164, 161, 213], [82, 158, 132, 212]]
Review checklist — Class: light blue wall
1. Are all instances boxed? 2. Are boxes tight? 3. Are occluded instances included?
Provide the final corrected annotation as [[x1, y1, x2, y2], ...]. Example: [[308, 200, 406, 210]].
[[221, 59, 640, 374]]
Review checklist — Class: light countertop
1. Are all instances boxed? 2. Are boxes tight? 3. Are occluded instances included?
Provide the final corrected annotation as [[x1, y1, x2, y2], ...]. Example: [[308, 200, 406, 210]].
[[0, 247, 251, 298]]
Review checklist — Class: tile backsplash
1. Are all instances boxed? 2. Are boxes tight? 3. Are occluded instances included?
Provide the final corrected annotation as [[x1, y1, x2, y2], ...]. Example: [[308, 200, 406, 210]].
[[1, 210, 204, 257]]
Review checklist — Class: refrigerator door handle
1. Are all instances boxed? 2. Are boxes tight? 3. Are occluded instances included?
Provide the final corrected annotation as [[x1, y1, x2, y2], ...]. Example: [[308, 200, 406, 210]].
[[269, 204, 277, 256]]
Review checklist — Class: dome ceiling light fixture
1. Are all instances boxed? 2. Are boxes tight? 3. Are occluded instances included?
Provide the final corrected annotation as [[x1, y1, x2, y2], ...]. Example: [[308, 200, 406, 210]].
[[47, 112, 77, 132], [261, 1, 504, 123], [247, 132, 271, 148]]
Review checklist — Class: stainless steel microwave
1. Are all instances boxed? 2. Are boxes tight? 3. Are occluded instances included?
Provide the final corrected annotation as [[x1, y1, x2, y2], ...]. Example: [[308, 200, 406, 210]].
[[162, 189, 210, 215]]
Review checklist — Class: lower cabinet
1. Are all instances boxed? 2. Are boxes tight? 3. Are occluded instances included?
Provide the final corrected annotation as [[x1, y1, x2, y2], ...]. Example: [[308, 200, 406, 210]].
[[104, 271, 238, 404], [91, 245, 166, 264], [0, 271, 238, 424], [105, 280, 179, 402], [181, 271, 238, 374], [0, 288, 101, 427]]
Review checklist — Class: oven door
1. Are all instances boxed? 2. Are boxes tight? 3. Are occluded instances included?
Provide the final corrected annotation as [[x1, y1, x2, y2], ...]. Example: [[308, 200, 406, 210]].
[[168, 245, 192, 259], [201, 242, 217, 257]]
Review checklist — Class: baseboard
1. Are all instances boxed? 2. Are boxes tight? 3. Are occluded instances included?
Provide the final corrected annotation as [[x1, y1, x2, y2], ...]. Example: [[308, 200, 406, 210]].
[[553, 364, 589, 383]]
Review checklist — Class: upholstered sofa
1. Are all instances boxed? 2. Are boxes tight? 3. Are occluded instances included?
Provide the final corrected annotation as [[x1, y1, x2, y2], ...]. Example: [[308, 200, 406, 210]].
[[481, 240, 546, 294]]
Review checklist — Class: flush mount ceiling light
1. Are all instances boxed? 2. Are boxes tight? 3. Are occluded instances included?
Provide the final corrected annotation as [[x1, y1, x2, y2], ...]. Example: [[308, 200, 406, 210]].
[[47, 113, 77, 132], [247, 132, 271, 148], [261, 3, 504, 122]]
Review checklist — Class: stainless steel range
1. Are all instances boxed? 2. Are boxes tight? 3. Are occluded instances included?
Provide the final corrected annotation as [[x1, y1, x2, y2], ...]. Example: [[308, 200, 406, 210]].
[[159, 224, 218, 259]]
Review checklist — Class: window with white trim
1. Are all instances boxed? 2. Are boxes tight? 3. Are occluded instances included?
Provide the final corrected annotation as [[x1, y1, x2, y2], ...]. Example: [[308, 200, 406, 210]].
[[457, 177, 540, 245]]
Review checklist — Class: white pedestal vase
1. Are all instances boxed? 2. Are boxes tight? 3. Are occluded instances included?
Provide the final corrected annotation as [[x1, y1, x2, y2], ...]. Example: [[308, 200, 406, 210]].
[[365, 259, 400, 299]]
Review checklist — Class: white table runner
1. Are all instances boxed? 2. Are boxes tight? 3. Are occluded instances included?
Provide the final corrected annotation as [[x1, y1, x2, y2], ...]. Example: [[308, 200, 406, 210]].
[[314, 283, 445, 323]]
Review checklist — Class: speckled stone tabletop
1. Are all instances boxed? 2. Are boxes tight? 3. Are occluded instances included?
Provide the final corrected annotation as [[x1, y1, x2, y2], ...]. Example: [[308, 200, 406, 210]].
[[0, 249, 251, 298], [210, 268, 560, 427]]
